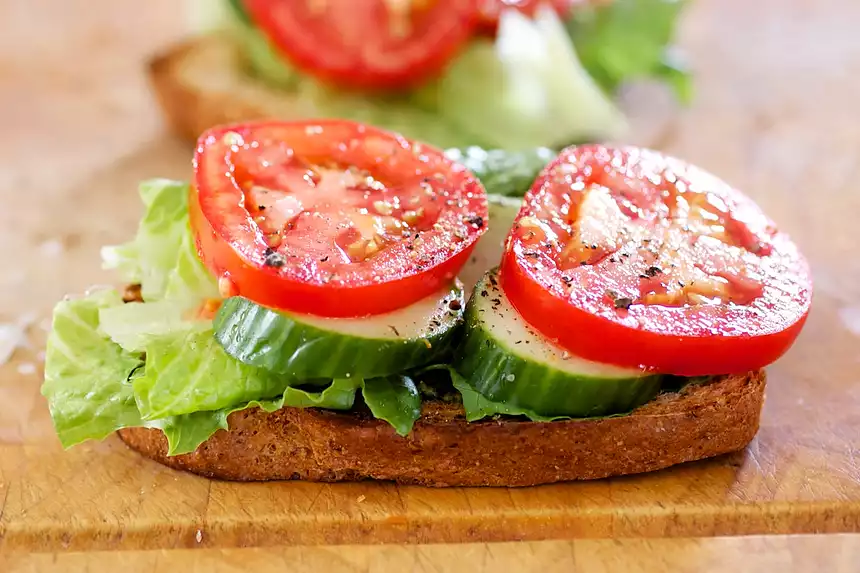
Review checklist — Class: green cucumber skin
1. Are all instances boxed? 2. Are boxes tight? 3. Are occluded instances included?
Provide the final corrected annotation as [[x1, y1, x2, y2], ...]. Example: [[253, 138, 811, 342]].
[[453, 272, 662, 418], [214, 288, 464, 379]]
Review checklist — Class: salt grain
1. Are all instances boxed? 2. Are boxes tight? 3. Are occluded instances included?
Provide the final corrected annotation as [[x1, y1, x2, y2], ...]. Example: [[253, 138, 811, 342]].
[[0, 313, 37, 366], [0, 325, 21, 365], [39, 239, 64, 257], [17, 362, 36, 375], [839, 306, 860, 336]]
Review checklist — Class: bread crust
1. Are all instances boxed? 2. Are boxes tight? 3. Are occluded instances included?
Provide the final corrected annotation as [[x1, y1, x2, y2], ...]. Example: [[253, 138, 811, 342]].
[[118, 370, 765, 487], [149, 35, 316, 141]]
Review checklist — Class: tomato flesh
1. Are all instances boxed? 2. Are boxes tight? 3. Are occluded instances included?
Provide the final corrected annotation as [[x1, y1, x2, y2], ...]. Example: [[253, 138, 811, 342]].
[[243, 0, 477, 90], [192, 120, 487, 317], [500, 144, 812, 375]]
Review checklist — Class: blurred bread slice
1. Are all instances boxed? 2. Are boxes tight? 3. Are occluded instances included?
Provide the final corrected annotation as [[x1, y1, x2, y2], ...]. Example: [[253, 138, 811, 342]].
[[149, 34, 322, 141]]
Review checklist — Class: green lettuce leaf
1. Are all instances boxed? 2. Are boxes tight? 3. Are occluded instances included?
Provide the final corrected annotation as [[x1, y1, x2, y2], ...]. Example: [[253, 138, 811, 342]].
[[101, 179, 217, 302], [233, 13, 303, 89], [361, 375, 421, 436], [96, 185, 263, 420], [41, 287, 362, 453], [567, 0, 692, 103], [185, 0, 244, 31], [442, 366, 639, 423], [154, 373, 422, 453], [42, 290, 145, 448], [434, 7, 626, 150], [133, 323, 294, 420], [225, 0, 250, 25], [445, 146, 556, 197], [447, 367, 567, 423], [98, 299, 190, 353], [154, 378, 361, 455], [295, 80, 481, 149], [164, 223, 219, 302]]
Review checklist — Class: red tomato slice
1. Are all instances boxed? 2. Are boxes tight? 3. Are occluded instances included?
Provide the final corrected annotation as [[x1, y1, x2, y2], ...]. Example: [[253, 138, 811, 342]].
[[242, 0, 477, 90], [191, 120, 487, 318], [500, 144, 812, 375], [475, 0, 579, 34]]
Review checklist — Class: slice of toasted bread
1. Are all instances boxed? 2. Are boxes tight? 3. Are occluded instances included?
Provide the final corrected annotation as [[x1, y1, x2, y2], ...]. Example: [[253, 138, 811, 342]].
[[118, 369, 764, 487], [144, 39, 762, 487], [150, 34, 320, 142]]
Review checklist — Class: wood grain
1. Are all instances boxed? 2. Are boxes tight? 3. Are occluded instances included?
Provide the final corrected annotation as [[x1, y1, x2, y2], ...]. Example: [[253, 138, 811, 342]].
[[3, 535, 860, 573], [1, 0, 859, 552]]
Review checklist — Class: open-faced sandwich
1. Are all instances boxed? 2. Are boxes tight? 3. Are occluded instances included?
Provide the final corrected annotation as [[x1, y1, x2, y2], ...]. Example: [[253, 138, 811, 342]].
[[42, 121, 811, 486], [155, 0, 691, 148]]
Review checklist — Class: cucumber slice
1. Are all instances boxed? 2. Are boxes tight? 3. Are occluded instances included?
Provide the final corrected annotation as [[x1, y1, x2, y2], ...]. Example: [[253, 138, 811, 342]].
[[459, 194, 521, 293], [454, 270, 661, 417], [214, 283, 464, 379]]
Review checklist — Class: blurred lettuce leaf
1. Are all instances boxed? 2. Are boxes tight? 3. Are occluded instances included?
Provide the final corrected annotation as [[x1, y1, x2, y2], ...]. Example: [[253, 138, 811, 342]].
[[567, 0, 693, 103]]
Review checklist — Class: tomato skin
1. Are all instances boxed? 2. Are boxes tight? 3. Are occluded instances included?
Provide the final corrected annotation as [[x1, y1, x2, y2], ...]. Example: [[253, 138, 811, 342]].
[[500, 144, 813, 376], [191, 194, 475, 317], [501, 250, 810, 375], [192, 120, 487, 318], [243, 0, 477, 90]]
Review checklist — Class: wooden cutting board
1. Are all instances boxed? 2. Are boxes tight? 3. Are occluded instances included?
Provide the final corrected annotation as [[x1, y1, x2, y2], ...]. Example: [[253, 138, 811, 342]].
[[2, 0, 859, 552], [5, 535, 860, 572]]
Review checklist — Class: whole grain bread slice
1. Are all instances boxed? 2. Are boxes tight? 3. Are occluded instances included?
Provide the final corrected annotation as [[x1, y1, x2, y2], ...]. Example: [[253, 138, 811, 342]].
[[149, 34, 319, 142], [118, 369, 764, 487]]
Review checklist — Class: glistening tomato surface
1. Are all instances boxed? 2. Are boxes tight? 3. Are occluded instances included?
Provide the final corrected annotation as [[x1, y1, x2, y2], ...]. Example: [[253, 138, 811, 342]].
[[500, 145, 812, 375], [192, 120, 487, 318], [243, 0, 476, 90]]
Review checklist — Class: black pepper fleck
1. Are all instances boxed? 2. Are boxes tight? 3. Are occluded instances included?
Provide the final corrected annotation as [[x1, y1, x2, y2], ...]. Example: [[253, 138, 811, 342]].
[[605, 289, 633, 310], [465, 215, 484, 228], [640, 265, 662, 278], [263, 248, 286, 268]]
